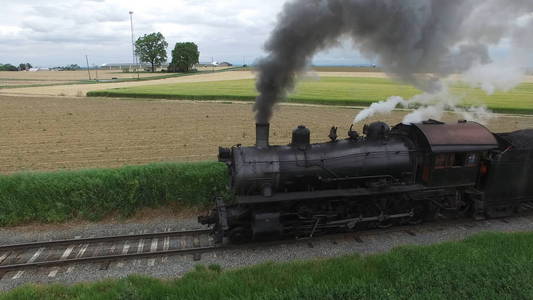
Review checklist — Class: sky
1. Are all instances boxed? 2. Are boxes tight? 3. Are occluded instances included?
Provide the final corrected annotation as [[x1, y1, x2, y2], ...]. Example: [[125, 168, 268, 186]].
[[0, 0, 372, 67], [0, 0, 528, 68]]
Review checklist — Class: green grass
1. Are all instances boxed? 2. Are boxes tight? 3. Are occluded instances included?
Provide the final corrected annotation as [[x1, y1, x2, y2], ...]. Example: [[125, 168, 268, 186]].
[[0, 162, 228, 226], [88, 77, 533, 114], [3, 231, 533, 299]]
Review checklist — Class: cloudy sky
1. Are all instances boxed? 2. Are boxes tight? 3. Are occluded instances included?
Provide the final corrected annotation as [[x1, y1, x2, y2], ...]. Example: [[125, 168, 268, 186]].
[[1, 0, 529, 68], [0, 0, 372, 67]]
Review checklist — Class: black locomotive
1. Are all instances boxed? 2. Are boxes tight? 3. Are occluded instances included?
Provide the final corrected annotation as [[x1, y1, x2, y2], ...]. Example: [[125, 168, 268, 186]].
[[199, 120, 533, 243]]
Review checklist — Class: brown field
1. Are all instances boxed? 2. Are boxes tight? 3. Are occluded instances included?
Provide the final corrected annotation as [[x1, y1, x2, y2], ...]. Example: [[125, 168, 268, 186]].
[[0, 69, 221, 89], [0, 94, 532, 174], [0, 67, 235, 89], [0, 80, 71, 87], [0, 71, 256, 97], [0, 70, 164, 81], [0, 70, 165, 89]]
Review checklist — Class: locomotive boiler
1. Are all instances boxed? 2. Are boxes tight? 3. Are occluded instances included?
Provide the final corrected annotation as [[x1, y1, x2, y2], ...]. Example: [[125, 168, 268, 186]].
[[199, 120, 533, 243]]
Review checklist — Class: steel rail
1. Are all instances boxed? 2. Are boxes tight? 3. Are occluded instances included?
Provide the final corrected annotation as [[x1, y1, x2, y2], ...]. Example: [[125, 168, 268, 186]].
[[0, 229, 212, 251], [0, 245, 222, 272]]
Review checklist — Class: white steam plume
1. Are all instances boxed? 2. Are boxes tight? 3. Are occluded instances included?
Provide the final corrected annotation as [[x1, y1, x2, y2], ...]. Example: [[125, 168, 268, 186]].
[[354, 84, 494, 125], [353, 96, 407, 123]]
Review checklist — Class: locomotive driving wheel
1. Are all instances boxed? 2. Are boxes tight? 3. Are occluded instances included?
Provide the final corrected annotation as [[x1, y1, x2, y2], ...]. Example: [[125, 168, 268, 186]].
[[408, 201, 426, 225]]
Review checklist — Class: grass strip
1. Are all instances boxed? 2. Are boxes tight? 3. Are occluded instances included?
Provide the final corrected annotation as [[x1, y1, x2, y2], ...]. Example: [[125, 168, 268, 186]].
[[0, 162, 228, 226], [87, 77, 533, 115], [2, 231, 533, 299]]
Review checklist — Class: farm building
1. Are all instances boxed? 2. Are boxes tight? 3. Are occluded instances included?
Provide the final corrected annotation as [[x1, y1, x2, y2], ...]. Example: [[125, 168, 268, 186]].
[[197, 61, 233, 67], [100, 63, 169, 72]]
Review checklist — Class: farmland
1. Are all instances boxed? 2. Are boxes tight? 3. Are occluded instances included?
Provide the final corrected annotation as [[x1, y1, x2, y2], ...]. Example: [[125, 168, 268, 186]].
[[0, 70, 533, 294], [0, 70, 251, 97], [0, 70, 164, 89], [0, 94, 532, 174], [0, 69, 532, 174], [89, 76, 533, 114], [0, 67, 234, 90], [0, 70, 163, 81]]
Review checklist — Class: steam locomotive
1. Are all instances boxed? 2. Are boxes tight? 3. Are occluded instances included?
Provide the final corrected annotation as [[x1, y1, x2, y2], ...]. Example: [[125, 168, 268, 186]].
[[199, 120, 533, 243]]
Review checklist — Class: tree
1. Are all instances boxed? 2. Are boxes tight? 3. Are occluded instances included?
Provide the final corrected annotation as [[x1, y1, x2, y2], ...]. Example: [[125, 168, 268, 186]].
[[135, 32, 168, 72], [65, 64, 81, 70], [0, 64, 18, 71], [18, 63, 32, 71], [170, 42, 199, 72]]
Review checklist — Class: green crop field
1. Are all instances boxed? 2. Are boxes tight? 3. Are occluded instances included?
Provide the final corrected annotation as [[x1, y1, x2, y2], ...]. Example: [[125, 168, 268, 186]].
[[88, 77, 533, 114], [3, 232, 533, 299], [0, 162, 227, 226]]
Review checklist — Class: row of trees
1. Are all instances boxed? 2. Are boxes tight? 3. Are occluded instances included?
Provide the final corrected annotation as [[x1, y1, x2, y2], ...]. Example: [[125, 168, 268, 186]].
[[54, 64, 81, 71], [0, 64, 18, 71], [0, 63, 32, 71], [135, 32, 199, 73]]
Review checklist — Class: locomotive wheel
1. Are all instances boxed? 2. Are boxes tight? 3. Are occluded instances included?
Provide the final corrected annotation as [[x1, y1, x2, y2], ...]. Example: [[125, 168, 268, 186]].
[[408, 202, 426, 225], [377, 217, 393, 229], [228, 226, 252, 244], [376, 198, 393, 228]]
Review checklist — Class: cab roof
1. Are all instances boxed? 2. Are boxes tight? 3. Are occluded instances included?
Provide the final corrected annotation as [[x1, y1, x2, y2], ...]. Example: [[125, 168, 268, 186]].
[[412, 120, 498, 153]]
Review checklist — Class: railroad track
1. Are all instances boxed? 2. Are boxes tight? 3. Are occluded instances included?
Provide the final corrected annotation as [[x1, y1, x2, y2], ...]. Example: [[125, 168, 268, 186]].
[[1, 211, 532, 280], [0, 229, 217, 279], [0, 223, 423, 278]]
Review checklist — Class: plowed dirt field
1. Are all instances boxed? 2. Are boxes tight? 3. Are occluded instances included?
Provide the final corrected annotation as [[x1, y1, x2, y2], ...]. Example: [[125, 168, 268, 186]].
[[1, 95, 532, 174]]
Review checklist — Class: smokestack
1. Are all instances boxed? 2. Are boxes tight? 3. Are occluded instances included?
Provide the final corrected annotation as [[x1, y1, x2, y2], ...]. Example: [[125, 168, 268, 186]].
[[256, 123, 270, 148]]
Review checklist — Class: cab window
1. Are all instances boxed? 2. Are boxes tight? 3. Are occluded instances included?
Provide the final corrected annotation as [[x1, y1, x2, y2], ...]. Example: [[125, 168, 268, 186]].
[[434, 154, 451, 168], [435, 153, 478, 168], [465, 153, 478, 167]]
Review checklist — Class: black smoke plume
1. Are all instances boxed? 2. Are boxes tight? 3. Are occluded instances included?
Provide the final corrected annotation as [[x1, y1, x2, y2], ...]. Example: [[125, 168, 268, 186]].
[[254, 0, 533, 124]]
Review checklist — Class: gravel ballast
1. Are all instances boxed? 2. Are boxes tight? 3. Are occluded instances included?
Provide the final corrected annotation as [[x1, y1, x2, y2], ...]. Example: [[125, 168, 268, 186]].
[[1, 214, 533, 291]]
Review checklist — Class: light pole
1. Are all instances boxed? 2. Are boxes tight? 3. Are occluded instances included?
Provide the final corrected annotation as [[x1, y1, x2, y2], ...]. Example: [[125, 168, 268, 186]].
[[129, 11, 135, 71], [85, 55, 91, 80]]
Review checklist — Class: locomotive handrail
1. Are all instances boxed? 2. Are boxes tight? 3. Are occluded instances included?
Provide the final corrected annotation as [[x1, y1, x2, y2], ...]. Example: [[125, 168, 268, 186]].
[[320, 174, 395, 182], [243, 149, 417, 165]]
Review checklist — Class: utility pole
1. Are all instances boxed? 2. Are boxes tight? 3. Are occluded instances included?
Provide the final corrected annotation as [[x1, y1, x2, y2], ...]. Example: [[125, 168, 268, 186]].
[[85, 55, 91, 80], [129, 11, 135, 72]]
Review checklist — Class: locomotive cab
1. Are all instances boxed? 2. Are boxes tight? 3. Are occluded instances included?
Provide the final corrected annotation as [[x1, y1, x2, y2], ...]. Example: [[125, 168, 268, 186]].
[[409, 120, 499, 187]]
